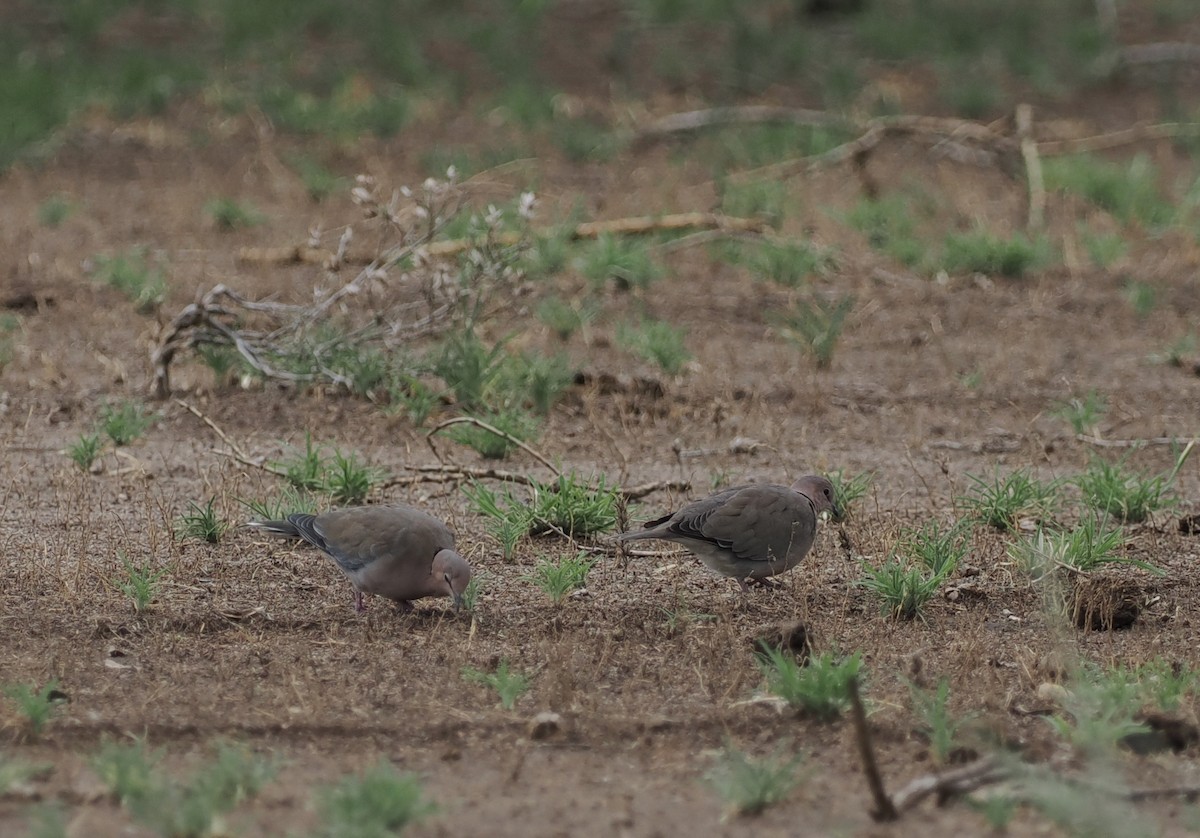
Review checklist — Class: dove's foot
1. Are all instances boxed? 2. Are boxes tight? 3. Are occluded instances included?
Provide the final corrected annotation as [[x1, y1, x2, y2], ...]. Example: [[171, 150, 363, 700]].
[[353, 590, 367, 613]]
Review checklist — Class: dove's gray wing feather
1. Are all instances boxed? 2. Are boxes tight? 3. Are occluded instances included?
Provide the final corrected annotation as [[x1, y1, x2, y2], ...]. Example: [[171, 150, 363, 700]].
[[311, 506, 454, 575]]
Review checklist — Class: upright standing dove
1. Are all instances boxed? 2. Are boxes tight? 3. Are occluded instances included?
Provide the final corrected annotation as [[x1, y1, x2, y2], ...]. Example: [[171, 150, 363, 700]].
[[617, 475, 840, 588], [248, 505, 471, 613]]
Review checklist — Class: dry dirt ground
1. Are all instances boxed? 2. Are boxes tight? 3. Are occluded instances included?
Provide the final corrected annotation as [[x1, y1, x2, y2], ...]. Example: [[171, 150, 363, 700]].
[[3, 39, 1200, 838]]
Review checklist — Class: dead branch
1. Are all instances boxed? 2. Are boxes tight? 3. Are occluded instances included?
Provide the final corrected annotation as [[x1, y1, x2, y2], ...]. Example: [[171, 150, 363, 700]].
[[1111, 42, 1200, 70], [1037, 122, 1200, 156], [891, 758, 1008, 813], [426, 416, 561, 475], [636, 105, 840, 139], [237, 212, 768, 267], [1016, 104, 1045, 231], [847, 677, 898, 821], [1076, 434, 1200, 448], [173, 398, 255, 464], [381, 464, 688, 500]]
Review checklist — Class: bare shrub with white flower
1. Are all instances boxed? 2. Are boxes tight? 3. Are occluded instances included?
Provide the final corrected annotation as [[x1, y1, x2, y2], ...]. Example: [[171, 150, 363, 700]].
[[150, 170, 537, 399]]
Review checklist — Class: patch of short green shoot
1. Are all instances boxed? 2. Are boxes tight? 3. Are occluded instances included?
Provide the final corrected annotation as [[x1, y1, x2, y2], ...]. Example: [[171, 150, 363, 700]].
[[617, 318, 691, 375], [1075, 450, 1186, 524], [115, 553, 170, 613], [94, 739, 276, 838], [578, 233, 662, 291], [940, 230, 1049, 278], [526, 552, 595, 605], [445, 409, 540, 459], [908, 678, 975, 766], [825, 469, 873, 520], [707, 744, 803, 818], [459, 572, 486, 616], [325, 449, 381, 505], [757, 646, 863, 721], [236, 486, 317, 522], [529, 472, 620, 537], [1151, 332, 1196, 368], [771, 293, 854, 369], [537, 295, 597, 341], [175, 497, 228, 544], [92, 248, 167, 313], [956, 468, 1062, 531], [66, 432, 102, 471], [1123, 279, 1157, 318], [1052, 389, 1106, 435], [100, 400, 157, 446], [462, 482, 533, 562], [315, 761, 434, 838], [461, 659, 531, 710], [860, 558, 945, 620], [38, 195, 73, 227], [1046, 664, 1150, 757], [2, 680, 65, 739], [205, 197, 264, 230], [899, 519, 968, 578], [1008, 515, 1162, 578]]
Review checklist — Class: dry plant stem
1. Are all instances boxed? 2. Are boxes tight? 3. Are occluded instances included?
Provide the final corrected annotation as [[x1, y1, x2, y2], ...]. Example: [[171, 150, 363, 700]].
[[1016, 104, 1045, 231], [426, 416, 561, 475], [383, 463, 689, 500], [1037, 122, 1200, 155], [891, 758, 1007, 813], [173, 399, 255, 462], [237, 213, 768, 266], [848, 676, 898, 821], [1077, 434, 1200, 448]]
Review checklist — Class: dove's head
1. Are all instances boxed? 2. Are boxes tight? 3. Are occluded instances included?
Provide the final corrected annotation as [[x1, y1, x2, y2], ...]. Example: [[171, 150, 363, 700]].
[[432, 549, 472, 611], [791, 475, 843, 523]]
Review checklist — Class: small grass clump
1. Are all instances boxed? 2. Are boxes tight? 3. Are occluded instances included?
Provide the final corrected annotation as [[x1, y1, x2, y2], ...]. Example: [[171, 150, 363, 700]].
[[719, 179, 788, 229], [444, 409, 540, 460], [325, 450, 382, 505], [707, 744, 803, 818], [909, 678, 975, 766], [1079, 227, 1127, 269], [900, 519, 969, 578], [92, 247, 167, 313], [860, 558, 945, 620], [617, 318, 691, 375], [464, 473, 619, 560], [175, 498, 228, 544], [66, 432, 102, 471], [846, 194, 925, 267], [578, 234, 662, 291], [826, 469, 873, 520], [956, 468, 1062, 531], [315, 761, 434, 838], [1047, 664, 1150, 757], [771, 293, 854, 369], [99, 400, 157, 446], [537, 296, 597, 341], [94, 740, 276, 838], [1007, 515, 1163, 578], [38, 194, 73, 227], [205, 197, 264, 230], [237, 487, 316, 523], [2, 680, 64, 739], [272, 435, 382, 501], [1044, 153, 1174, 228], [1123, 279, 1157, 318], [1052, 389, 1107, 435], [733, 239, 831, 288], [431, 326, 509, 410], [940, 229, 1049, 278], [526, 553, 595, 605], [758, 646, 863, 721], [115, 553, 170, 613], [529, 473, 620, 537], [1075, 448, 1189, 524], [461, 659, 531, 710]]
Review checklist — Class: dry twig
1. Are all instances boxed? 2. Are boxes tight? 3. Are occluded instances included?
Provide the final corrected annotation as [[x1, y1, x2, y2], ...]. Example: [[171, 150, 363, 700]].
[[847, 676, 898, 821]]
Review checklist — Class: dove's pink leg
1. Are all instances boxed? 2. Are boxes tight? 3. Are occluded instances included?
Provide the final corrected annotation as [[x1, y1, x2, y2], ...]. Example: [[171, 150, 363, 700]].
[[354, 590, 366, 613]]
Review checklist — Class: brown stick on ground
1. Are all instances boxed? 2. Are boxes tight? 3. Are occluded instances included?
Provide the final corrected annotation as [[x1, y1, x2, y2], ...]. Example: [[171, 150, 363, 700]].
[[238, 212, 769, 266], [847, 677, 898, 821]]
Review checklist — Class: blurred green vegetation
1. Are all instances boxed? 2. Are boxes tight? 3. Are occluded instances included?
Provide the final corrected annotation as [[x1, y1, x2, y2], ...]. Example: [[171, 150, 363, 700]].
[[0, 0, 1140, 170]]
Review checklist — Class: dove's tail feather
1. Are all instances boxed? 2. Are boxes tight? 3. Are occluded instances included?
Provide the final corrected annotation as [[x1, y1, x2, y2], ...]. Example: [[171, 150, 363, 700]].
[[246, 519, 300, 537], [617, 529, 660, 543]]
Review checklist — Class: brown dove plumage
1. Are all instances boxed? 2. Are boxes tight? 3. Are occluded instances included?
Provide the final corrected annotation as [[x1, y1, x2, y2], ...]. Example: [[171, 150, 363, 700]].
[[618, 475, 840, 588], [249, 505, 471, 613]]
